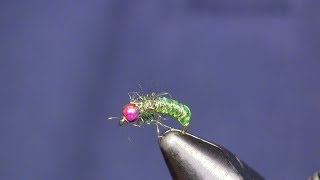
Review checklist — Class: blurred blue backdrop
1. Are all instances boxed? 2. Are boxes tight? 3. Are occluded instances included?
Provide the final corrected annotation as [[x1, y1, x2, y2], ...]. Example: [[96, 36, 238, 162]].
[[1, 0, 320, 179]]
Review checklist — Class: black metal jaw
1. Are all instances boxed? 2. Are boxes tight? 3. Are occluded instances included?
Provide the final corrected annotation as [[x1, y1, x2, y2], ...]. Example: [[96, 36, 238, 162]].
[[159, 129, 264, 180]]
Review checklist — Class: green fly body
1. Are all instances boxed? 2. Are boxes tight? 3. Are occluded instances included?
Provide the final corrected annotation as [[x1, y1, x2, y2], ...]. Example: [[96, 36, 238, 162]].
[[119, 92, 191, 132]]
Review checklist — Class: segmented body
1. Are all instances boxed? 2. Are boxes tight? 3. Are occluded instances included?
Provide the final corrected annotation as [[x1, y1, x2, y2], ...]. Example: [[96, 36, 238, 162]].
[[130, 95, 191, 127]]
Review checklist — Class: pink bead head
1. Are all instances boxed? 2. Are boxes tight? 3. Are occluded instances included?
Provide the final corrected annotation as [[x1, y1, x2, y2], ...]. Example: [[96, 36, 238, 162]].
[[120, 103, 140, 126]]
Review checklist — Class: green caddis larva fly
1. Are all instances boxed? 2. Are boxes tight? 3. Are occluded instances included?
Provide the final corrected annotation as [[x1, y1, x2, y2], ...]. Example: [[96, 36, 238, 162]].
[[110, 92, 191, 133]]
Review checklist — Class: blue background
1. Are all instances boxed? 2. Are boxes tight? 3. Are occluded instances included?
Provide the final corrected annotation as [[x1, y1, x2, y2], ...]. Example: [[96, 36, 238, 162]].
[[1, 0, 319, 179]]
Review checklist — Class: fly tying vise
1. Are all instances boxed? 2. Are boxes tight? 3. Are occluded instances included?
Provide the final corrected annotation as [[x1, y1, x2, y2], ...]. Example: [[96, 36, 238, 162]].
[[109, 92, 191, 133]]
